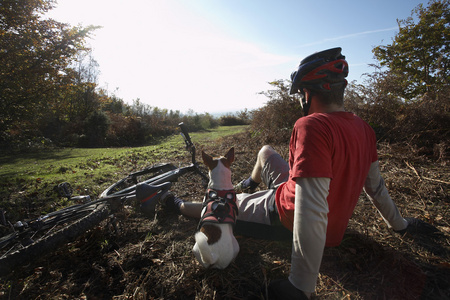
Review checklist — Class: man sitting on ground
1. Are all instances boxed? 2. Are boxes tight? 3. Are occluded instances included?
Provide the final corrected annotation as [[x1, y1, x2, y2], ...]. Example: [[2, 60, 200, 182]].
[[165, 47, 411, 299]]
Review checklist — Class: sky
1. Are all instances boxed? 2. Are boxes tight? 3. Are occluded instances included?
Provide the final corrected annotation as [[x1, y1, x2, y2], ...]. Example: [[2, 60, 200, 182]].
[[45, 0, 425, 115]]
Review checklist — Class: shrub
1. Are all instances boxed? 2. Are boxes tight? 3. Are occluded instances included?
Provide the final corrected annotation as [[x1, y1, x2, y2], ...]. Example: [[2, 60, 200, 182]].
[[181, 113, 219, 132], [107, 114, 147, 146], [250, 80, 302, 144], [83, 110, 111, 147], [219, 111, 251, 126], [345, 79, 450, 158], [251, 77, 449, 162]]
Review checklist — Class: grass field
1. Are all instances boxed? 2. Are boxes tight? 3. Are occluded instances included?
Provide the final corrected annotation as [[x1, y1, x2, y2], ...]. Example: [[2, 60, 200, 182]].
[[0, 125, 248, 217], [0, 125, 248, 179]]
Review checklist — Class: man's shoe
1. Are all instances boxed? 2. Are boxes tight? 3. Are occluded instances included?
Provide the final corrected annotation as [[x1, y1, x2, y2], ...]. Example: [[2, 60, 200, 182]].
[[163, 193, 184, 215], [234, 179, 256, 194]]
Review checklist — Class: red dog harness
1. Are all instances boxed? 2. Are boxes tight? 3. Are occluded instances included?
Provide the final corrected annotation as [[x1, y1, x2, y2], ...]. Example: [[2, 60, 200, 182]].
[[198, 189, 238, 228]]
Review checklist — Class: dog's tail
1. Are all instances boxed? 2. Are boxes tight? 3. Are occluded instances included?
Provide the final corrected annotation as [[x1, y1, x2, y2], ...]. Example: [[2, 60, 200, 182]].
[[194, 231, 218, 266]]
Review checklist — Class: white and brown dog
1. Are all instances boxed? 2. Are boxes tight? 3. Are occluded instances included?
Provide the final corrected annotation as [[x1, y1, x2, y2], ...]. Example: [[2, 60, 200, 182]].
[[193, 147, 239, 269]]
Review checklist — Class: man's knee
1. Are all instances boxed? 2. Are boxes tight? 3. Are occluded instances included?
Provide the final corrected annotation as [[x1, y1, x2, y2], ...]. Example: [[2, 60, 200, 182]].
[[259, 145, 277, 162]]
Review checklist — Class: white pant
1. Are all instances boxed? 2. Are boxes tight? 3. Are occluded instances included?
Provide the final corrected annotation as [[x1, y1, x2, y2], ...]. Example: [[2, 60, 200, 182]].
[[236, 153, 289, 225]]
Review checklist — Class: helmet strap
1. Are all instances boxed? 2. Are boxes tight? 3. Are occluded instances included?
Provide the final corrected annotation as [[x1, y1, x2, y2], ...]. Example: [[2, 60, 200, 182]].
[[299, 89, 311, 116]]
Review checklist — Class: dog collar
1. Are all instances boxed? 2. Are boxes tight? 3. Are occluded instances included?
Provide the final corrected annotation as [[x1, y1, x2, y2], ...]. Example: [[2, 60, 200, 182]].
[[198, 189, 238, 228]]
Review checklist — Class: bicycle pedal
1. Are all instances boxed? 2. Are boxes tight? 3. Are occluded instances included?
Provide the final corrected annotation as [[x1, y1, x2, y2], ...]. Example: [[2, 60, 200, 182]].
[[54, 182, 73, 198]]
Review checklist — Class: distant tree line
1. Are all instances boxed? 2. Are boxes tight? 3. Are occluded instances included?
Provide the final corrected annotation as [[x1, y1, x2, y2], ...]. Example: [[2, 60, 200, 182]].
[[0, 0, 250, 151]]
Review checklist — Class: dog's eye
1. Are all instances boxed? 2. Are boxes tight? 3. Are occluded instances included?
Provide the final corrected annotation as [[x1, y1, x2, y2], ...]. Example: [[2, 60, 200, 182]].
[[226, 193, 234, 200], [209, 191, 217, 198]]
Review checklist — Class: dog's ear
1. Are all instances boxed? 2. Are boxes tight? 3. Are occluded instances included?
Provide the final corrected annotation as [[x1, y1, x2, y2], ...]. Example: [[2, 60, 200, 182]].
[[223, 147, 235, 166], [202, 150, 216, 170]]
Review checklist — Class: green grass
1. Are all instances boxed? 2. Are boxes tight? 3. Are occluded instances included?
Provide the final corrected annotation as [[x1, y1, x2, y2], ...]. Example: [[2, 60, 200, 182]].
[[0, 126, 247, 217], [0, 126, 248, 179]]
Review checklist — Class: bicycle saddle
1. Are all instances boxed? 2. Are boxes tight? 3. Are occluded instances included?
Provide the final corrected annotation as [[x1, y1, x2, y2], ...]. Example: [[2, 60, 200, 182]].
[[136, 182, 172, 216]]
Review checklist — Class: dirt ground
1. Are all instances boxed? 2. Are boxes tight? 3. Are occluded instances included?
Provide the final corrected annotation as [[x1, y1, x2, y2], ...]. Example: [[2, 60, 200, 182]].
[[1, 132, 449, 299]]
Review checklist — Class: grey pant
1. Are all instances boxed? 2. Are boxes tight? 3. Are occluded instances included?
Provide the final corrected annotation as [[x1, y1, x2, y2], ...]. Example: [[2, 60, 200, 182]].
[[236, 153, 289, 225]]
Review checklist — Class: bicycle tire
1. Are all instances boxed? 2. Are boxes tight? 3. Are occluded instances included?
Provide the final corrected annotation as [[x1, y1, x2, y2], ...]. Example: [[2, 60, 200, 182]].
[[0, 201, 109, 277]]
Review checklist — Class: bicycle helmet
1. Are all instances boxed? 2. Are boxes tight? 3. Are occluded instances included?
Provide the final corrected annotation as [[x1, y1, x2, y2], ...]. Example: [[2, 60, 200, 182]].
[[289, 47, 349, 95]]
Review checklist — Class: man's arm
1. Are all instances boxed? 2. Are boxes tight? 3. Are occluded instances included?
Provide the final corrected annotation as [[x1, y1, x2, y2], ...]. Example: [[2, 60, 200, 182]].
[[289, 177, 330, 295], [363, 161, 408, 231]]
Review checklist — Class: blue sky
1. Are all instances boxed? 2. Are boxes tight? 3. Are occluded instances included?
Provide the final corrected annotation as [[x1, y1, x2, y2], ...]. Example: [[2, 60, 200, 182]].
[[46, 0, 425, 114]]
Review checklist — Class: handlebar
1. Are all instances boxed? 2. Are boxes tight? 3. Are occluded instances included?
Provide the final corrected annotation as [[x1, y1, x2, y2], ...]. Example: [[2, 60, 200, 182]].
[[179, 122, 196, 164], [179, 122, 208, 185], [179, 122, 192, 145]]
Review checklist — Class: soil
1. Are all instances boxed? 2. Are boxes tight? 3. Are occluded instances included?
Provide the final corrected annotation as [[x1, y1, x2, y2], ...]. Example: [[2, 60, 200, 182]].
[[1, 132, 449, 299]]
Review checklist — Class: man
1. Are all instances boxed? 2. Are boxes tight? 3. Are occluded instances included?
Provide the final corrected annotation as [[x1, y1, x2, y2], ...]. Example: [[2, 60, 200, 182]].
[[165, 48, 409, 299]]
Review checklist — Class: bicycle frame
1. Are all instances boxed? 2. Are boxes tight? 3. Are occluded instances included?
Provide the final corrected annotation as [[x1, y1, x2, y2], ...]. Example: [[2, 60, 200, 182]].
[[0, 122, 208, 276], [100, 122, 208, 198]]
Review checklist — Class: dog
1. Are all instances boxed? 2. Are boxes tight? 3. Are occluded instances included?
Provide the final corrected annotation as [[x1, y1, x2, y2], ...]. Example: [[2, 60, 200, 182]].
[[193, 147, 240, 269]]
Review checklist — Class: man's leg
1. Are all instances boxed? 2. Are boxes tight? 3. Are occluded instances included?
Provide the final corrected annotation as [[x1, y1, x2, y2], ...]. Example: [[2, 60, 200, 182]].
[[236, 145, 279, 192], [236, 145, 289, 224], [164, 194, 203, 218], [251, 145, 279, 183], [180, 201, 202, 218], [167, 145, 284, 220]]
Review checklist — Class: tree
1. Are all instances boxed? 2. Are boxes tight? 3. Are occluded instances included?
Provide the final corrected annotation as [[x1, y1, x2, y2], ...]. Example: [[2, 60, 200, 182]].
[[0, 0, 97, 145], [372, 0, 450, 99], [66, 51, 101, 122], [83, 110, 110, 147]]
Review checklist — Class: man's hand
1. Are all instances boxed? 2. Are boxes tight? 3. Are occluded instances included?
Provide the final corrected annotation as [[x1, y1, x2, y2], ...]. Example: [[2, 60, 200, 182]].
[[268, 279, 309, 300]]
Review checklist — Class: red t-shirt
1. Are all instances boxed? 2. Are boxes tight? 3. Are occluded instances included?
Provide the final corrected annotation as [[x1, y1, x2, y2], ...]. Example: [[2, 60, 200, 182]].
[[275, 112, 378, 247]]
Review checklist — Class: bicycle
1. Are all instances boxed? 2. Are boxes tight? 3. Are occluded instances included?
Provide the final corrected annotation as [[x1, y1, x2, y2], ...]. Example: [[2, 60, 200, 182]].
[[0, 123, 208, 276]]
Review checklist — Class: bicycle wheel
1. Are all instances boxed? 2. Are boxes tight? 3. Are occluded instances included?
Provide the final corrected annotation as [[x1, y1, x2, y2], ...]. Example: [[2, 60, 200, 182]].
[[0, 200, 109, 277]]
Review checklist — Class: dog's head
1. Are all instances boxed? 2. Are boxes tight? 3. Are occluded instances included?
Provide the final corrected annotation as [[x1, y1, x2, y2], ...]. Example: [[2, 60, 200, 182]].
[[201, 147, 234, 171], [201, 148, 234, 189]]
